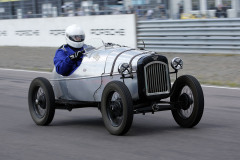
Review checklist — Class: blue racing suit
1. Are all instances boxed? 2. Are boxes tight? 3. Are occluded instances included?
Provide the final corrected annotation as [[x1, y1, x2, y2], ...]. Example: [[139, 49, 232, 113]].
[[54, 44, 85, 76]]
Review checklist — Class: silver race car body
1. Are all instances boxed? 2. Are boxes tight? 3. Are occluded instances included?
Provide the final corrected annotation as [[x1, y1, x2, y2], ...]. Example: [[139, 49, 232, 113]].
[[28, 38, 204, 135], [51, 39, 170, 102]]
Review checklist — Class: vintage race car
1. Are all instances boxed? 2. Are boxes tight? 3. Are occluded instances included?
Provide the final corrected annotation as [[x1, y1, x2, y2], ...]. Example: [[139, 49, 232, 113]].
[[28, 39, 204, 135]]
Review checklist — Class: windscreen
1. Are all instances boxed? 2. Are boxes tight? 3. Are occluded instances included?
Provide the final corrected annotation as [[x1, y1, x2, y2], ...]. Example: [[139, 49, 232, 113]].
[[84, 38, 105, 52]]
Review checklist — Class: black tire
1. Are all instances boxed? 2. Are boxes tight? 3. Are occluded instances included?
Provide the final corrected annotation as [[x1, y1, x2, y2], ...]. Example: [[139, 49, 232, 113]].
[[170, 75, 204, 128], [28, 77, 55, 126], [101, 81, 133, 135]]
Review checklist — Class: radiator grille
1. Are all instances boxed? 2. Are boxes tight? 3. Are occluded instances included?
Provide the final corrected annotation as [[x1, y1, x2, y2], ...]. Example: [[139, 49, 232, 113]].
[[144, 61, 170, 96]]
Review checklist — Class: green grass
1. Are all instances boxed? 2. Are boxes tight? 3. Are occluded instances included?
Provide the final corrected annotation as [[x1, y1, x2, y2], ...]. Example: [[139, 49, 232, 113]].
[[171, 77, 239, 88], [29, 67, 52, 72], [200, 53, 239, 57], [200, 80, 240, 88]]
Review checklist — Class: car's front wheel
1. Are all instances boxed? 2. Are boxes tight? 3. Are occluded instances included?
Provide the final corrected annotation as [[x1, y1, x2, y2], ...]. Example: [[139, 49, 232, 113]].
[[101, 81, 133, 135], [28, 77, 55, 125], [170, 75, 204, 128]]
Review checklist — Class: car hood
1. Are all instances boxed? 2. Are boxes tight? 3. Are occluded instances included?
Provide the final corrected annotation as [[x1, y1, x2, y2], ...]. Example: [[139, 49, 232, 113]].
[[52, 46, 153, 80]]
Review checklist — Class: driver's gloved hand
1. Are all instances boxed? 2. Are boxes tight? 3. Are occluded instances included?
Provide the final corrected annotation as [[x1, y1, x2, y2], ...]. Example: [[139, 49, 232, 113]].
[[69, 50, 84, 61]]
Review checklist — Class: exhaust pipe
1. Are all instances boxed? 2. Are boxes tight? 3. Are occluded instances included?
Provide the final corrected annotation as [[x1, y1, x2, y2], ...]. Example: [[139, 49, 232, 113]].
[[134, 103, 172, 114]]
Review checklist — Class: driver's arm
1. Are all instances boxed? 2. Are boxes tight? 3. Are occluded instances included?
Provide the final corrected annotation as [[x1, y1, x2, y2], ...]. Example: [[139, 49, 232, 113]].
[[54, 49, 75, 76]]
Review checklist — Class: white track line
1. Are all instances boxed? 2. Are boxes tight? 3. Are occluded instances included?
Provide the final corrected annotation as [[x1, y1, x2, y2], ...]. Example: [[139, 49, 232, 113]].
[[0, 68, 239, 90], [202, 85, 240, 90], [0, 68, 51, 74]]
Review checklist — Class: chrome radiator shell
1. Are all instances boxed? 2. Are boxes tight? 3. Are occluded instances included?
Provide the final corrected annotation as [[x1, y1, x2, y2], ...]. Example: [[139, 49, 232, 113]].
[[144, 61, 171, 96], [136, 54, 171, 100]]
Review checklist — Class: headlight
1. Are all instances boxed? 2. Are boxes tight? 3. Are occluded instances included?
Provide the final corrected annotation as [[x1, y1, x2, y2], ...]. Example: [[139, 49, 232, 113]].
[[118, 63, 131, 75], [171, 57, 183, 70]]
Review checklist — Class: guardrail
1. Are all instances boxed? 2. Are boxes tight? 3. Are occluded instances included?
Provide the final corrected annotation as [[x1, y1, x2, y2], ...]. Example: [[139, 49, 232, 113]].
[[137, 18, 240, 54]]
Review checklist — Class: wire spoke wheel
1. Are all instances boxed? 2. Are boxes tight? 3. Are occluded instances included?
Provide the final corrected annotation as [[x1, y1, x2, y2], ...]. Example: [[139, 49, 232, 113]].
[[101, 81, 133, 135], [28, 77, 55, 126], [106, 92, 123, 127], [178, 85, 194, 119], [171, 75, 204, 128], [33, 87, 47, 118]]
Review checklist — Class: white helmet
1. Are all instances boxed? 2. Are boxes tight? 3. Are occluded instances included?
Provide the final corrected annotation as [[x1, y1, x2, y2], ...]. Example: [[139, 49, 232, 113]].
[[65, 24, 85, 48]]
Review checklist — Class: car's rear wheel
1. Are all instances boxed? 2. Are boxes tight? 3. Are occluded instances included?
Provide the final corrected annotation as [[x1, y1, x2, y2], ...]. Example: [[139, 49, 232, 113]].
[[170, 75, 204, 128], [28, 77, 55, 125], [101, 81, 133, 135]]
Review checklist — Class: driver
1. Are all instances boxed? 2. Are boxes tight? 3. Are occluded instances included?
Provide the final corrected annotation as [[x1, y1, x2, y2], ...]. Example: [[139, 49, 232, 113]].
[[54, 24, 86, 76]]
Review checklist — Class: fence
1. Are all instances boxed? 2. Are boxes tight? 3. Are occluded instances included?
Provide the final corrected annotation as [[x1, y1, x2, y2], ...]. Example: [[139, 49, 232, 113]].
[[137, 18, 240, 54], [0, 0, 168, 20]]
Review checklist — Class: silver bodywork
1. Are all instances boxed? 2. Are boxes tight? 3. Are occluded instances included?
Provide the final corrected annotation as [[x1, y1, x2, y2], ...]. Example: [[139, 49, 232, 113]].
[[51, 39, 166, 102]]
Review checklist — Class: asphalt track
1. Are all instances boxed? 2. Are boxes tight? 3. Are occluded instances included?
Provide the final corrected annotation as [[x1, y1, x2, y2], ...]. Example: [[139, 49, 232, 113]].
[[0, 68, 240, 160]]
